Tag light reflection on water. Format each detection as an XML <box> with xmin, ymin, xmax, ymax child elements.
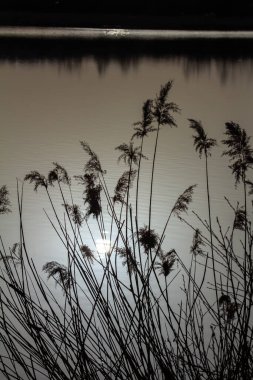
<box><xmin>1</xmin><ymin>27</ymin><xmax>253</xmax><ymax>39</ymax></box>
<box><xmin>0</xmin><ymin>31</ymin><xmax>252</xmax><ymax>269</ymax></box>
<box><xmin>0</xmin><ymin>31</ymin><xmax>252</xmax><ymax>286</ymax></box>
<box><xmin>0</xmin><ymin>30</ymin><xmax>253</xmax><ymax>379</ymax></box>
<box><xmin>1</xmin><ymin>28</ymin><xmax>253</xmax><ymax>85</ymax></box>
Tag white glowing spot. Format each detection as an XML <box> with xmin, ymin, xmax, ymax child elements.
<box><xmin>96</xmin><ymin>239</ymin><xmax>111</xmax><ymax>255</ymax></box>
<box><xmin>105</xmin><ymin>29</ymin><xmax>130</xmax><ymax>37</ymax></box>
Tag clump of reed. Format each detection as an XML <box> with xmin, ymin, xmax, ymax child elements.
<box><xmin>0</xmin><ymin>81</ymin><xmax>253</xmax><ymax>379</ymax></box>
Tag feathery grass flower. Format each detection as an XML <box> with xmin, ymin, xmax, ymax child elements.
<box><xmin>189</xmin><ymin>119</ymin><xmax>217</xmax><ymax>158</ymax></box>
<box><xmin>172</xmin><ymin>185</ymin><xmax>197</xmax><ymax>217</ymax></box>
<box><xmin>115</xmin><ymin>142</ymin><xmax>147</xmax><ymax>166</ymax></box>
<box><xmin>137</xmin><ymin>225</ymin><xmax>160</xmax><ymax>254</ymax></box>
<box><xmin>152</xmin><ymin>81</ymin><xmax>180</xmax><ymax>127</ymax></box>
<box><xmin>24</xmin><ymin>171</ymin><xmax>48</xmax><ymax>191</ymax></box>
<box><xmin>80</xmin><ymin>245</ymin><xmax>95</xmax><ymax>262</ymax></box>
<box><xmin>64</xmin><ymin>204</ymin><xmax>84</xmax><ymax>226</ymax></box>
<box><xmin>75</xmin><ymin>173</ymin><xmax>102</xmax><ymax>219</ymax></box>
<box><xmin>222</xmin><ymin>122</ymin><xmax>253</xmax><ymax>185</ymax></box>
<box><xmin>190</xmin><ymin>229</ymin><xmax>205</xmax><ymax>256</ymax></box>
<box><xmin>113</xmin><ymin>170</ymin><xmax>137</xmax><ymax>204</ymax></box>
<box><xmin>0</xmin><ymin>243</ymin><xmax>22</xmax><ymax>266</ymax></box>
<box><xmin>156</xmin><ymin>249</ymin><xmax>176</xmax><ymax>277</ymax></box>
<box><xmin>42</xmin><ymin>261</ymin><xmax>71</xmax><ymax>291</ymax></box>
<box><xmin>116</xmin><ymin>247</ymin><xmax>138</xmax><ymax>274</ymax></box>
<box><xmin>219</xmin><ymin>294</ymin><xmax>239</xmax><ymax>321</ymax></box>
<box><xmin>233</xmin><ymin>206</ymin><xmax>246</xmax><ymax>231</ymax></box>
<box><xmin>0</xmin><ymin>185</ymin><xmax>11</xmax><ymax>214</ymax></box>
<box><xmin>132</xmin><ymin>99</ymin><xmax>155</xmax><ymax>139</ymax></box>
<box><xmin>48</xmin><ymin>162</ymin><xmax>71</xmax><ymax>186</ymax></box>
<box><xmin>80</xmin><ymin>140</ymin><xmax>105</xmax><ymax>174</ymax></box>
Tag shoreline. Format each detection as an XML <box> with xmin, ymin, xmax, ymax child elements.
<box><xmin>1</xmin><ymin>27</ymin><xmax>253</xmax><ymax>40</ymax></box>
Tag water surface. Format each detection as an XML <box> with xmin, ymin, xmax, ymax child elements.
<box><xmin>0</xmin><ymin>28</ymin><xmax>252</xmax><ymax>269</ymax></box>
<box><xmin>1</xmin><ymin>29</ymin><xmax>253</xmax><ymax>380</ymax></box>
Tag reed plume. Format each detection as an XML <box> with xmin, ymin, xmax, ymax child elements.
<box><xmin>222</xmin><ymin>122</ymin><xmax>253</xmax><ymax>185</ymax></box>
<box><xmin>0</xmin><ymin>185</ymin><xmax>11</xmax><ymax>214</ymax></box>
<box><xmin>24</xmin><ymin>171</ymin><xmax>48</xmax><ymax>191</ymax></box>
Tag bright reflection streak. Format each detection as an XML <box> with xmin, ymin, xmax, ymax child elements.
<box><xmin>1</xmin><ymin>27</ymin><xmax>253</xmax><ymax>40</ymax></box>
<box><xmin>96</xmin><ymin>239</ymin><xmax>111</xmax><ymax>255</ymax></box>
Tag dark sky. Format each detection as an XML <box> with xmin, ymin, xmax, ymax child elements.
<box><xmin>0</xmin><ymin>0</ymin><xmax>252</xmax><ymax>15</ymax></box>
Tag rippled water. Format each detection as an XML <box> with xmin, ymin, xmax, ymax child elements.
<box><xmin>0</xmin><ymin>27</ymin><xmax>253</xmax><ymax>379</ymax></box>
<box><xmin>1</xmin><ymin>29</ymin><xmax>253</xmax><ymax>266</ymax></box>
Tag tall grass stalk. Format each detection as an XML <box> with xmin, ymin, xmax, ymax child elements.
<box><xmin>0</xmin><ymin>82</ymin><xmax>253</xmax><ymax>380</ymax></box>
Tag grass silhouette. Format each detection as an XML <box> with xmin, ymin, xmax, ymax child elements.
<box><xmin>0</xmin><ymin>82</ymin><xmax>253</xmax><ymax>379</ymax></box>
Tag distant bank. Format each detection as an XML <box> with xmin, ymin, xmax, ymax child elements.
<box><xmin>0</xmin><ymin>12</ymin><xmax>253</xmax><ymax>30</ymax></box>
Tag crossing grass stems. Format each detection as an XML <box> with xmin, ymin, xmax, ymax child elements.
<box><xmin>0</xmin><ymin>82</ymin><xmax>253</xmax><ymax>379</ymax></box>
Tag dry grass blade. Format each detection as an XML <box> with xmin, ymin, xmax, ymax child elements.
<box><xmin>1</xmin><ymin>82</ymin><xmax>253</xmax><ymax>380</ymax></box>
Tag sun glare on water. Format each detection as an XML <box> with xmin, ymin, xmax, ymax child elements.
<box><xmin>96</xmin><ymin>239</ymin><xmax>111</xmax><ymax>255</ymax></box>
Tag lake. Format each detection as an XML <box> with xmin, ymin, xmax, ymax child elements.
<box><xmin>1</xmin><ymin>29</ymin><xmax>252</xmax><ymax>265</ymax></box>
<box><xmin>0</xmin><ymin>28</ymin><xmax>253</xmax><ymax>379</ymax></box>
